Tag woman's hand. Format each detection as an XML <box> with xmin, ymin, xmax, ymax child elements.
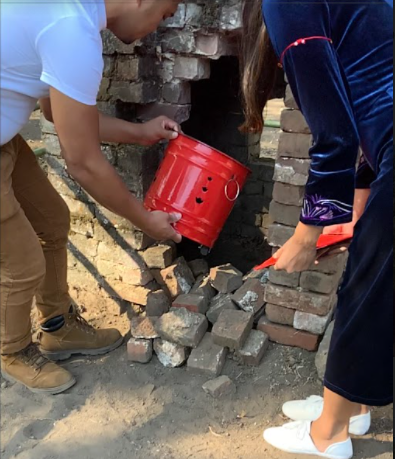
<box><xmin>273</xmin><ymin>222</ymin><xmax>322</xmax><ymax>273</ymax></box>
<box><xmin>137</xmin><ymin>116</ymin><xmax>181</xmax><ymax>146</ymax></box>
<box><xmin>141</xmin><ymin>211</ymin><xmax>182</xmax><ymax>243</ymax></box>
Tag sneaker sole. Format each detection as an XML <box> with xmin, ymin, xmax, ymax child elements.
<box><xmin>1</xmin><ymin>370</ymin><xmax>76</xmax><ymax>395</ymax></box>
<box><xmin>40</xmin><ymin>336</ymin><xmax>124</xmax><ymax>362</ymax></box>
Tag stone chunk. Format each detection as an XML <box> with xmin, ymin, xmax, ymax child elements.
<box><xmin>191</xmin><ymin>275</ymin><xmax>216</xmax><ymax>302</ymax></box>
<box><xmin>141</xmin><ymin>245</ymin><xmax>174</xmax><ymax>269</ymax></box>
<box><xmin>172</xmin><ymin>294</ymin><xmax>209</xmax><ymax>315</ymax></box>
<box><xmin>210</xmin><ymin>264</ymin><xmax>243</xmax><ymax>294</ymax></box>
<box><xmin>257</xmin><ymin>317</ymin><xmax>319</xmax><ymax>351</ymax></box>
<box><xmin>145</xmin><ymin>290</ymin><xmax>171</xmax><ymax>317</ymax></box>
<box><xmin>236</xmin><ymin>330</ymin><xmax>269</xmax><ymax>366</ymax></box>
<box><xmin>130</xmin><ymin>316</ymin><xmax>159</xmax><ymax>340</ymax></box>
<box><xmin>294</xmin><ymin>310</ymin><xmax>334</xmax><ymax>335</ymax></box>
<box><xmin>206</xmin><ymin>294</ymin><xmax>238</xmax><ymax>325</ymax></box>
<box><xmin>187</xmin><ymin>333</ymin><xmax>228</xmax><ymax>377</ymax></box>
<box><xmin>188</xmin><ymin>259</ymin><xmax>209</xmax><ymax>278</ymax></box>
<box><xmin>154</xmin><ymin>339</ymin><xmax>188</xmax><ymax>368</ymax></box>
<box><xmin>202</xmin><ymin>376</ymin><xmax>236</xmax><ymax>398</ymax></box>
<box><xmin>155</xmin><ymin>308</ymin><xmax>208</xmax><ymax>348</ymax></box>
<box><xmin>160</xmin><ymin>257</ymin><xmax>195</xmax><ymax>299</ymax></box>
<box><xmin>265</xmin><ymin>304</ymin><xmax>296</xmax><ymax>326</ymax></box>
<box><xmin>233</xmin><ymin>279</ymin><xmax>265</xmax><ymax>314</ymax></box>
<box><xmin>212</xmin><ymin>310</ymin><xmax>254</xmax><ymax>351</ymax></box>
<box><xmin>127</xmin><ymin>338</ymin><xmax>153</xmax><ymax>364</ymax></box>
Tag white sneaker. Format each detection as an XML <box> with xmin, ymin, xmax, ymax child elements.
<box><xmin>282</xmin><ymin>396</ymin><xmax>371</xmax><ymax>436</ymax></box>
<box><xmin>264</xmin><ymin>420</ymin><xmax>353</xmax><ymax>459</ymax></box>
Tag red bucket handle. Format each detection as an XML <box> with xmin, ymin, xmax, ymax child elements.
<box><xmin>225</xmin><ymin>178</ymin><xmax>241</xmax><ymax>202</ymax></box>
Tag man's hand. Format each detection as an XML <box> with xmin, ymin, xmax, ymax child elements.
<box><xmin>137</xmin><ymin>116</ymin><xmax>181</xmax><ymax>146</ymax></box>
<box><xmin>141</xmin><ymin>211</ymin><xmax>182</xmax><ymax>243</ymax></box>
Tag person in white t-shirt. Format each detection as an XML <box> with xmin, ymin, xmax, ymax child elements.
<box><xmin>0</xmin><ymin>0</ymin><xmax>182</xmax><ymax>394</ymax></box>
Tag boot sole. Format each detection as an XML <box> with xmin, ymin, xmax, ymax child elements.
<box><xmin>1</xmin><ymin>370</ymin><xmax>76</xmax><ymax>395</ymax></box>
<box><xmin>40</xmin><ymin>336</ymin><xmax>124</xmax><ymax>362</ymax></box>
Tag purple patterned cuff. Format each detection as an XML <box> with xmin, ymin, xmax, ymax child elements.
<box><xmin>301</xmin><ymin>194</ymin><xmax>353</xmax><ymax>224</ymax></box>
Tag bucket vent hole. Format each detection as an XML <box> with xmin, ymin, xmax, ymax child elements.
<box><xmin>202</xmin><ymin>187</ymin><xmax>208</xmax><ymax>193</ymax></box>
<box><xmin>196</xmin><ymin>197</ymin><xmax>204</xmax><ymax>204</ymax></box>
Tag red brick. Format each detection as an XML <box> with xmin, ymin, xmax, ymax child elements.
<box><xmin>212</xmin><ymin>310</ymin><xmax>254</xmax><ymax>351</ymax></box>
<box><xmin>298</xmin><ymin>291</ymin><xmax>337</xmax><ymax>316</ymax></box>
<box><xmin>257</xmin><ymin>317</ymin><xmax>319</xmax><ymax>351</ymax></box>
<box><xmin>265</xmin><ymin>303</ymin><xmax>296</xmax><ymax>326</ymax></box>
<box><xmin>264</xmin><ymin>283</ymin><xmax>300</xmax><ymax>309</ymax></box>
<box><xmin>187</xmin><ymin>333</ymin><xmax>228</xmax><ymax>377</ymax></box>
<box><xmin>130</xmin><ymin>316</ymin><xmax>159</xmax><ymax>340</ymax></box>
<box><xmin>172</xmin><ymin>294</ymin><xmax>209</xmax><ymax>315</ymax></box>
<box><xmin>127</xmin><ymin>338</ymin><xmax>153</xmax><ymax>364</ymax></box>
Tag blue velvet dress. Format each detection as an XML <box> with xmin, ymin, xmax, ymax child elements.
<box><xmin>263</xmin><ymin>0</ymin><xmax>393</xmax><ymax>405</ymax></box>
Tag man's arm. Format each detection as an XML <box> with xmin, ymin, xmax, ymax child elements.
<box><xmin>49</xmin><ymin>88</ymin><xmax>181</xmax><ymax>242</ymax></box>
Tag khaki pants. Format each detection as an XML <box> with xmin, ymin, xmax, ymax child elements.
<box><xmin>0</xmin><ymin>135</ymin><xmax>71</xmax><ymax>354</ymax></box>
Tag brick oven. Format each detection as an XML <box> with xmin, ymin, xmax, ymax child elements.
<box><xmin>41</xmin><ymin>0</ymin><xmax>347</xmax><ymax>362</ymax></box>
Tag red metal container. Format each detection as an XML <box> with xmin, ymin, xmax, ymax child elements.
<box><xmin>144</xmin><ymin>134</ymin><xmax>251</xmax><ymax>249</ymax></box>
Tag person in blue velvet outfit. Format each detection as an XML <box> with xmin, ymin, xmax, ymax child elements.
<box><xmin>241</xmin><ymin>0</ymin><xmax>393</xmax><ymax>457</ymax></box>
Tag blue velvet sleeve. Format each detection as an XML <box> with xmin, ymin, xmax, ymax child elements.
<box><xmin>263</xmin><ymin>0</ymin><xmax>361</xmax><ymax>226</ymax></box>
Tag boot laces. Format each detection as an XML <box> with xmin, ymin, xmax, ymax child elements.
<box><xmin>19</xmin><ymin>343</ymin><xmax>49</xmax><ymax>371</ymax></box>
<box><xmin>71</xmin><ymin>311</ymin><xmax>96</xmax><ymax>336</ymax></box>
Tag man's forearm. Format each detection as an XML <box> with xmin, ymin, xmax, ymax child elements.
<box><xmin>99</xmin><ymin>112</ymin><xmax>143</xmax><ymax>144</ymax></box>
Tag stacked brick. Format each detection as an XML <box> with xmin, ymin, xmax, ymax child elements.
<box><xmin>127</xmin><ymin>256</ymin><xmax>271</xmax><ymax>373</ymax></box>
<box><xmin>259</xmin><ymin>85</ymin><xmax>348</xmax><ymax>351</ymax></box>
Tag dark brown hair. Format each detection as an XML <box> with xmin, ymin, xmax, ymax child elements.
<box><xmin>240</xmin><ymin>0</ymin><xmax>278</xmax><ymax>133</ymax></box>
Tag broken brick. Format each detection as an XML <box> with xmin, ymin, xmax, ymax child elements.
<box><xmin>154</xmin><ymin>339</ymin><xmax>188</xmax><ymax>368</ymax></box>
<box><xmin>206</xmin><ymin>294</ymin><xmax>238</xmax><ymax>325</ymax></box>
<box><xmin>130</xmin><ymin>316</ymin><xmax>160</xmax><ymax>340</ymax></box>
<box><xmin>191</xmin><ymin>275</ymin><xmax>217</xmax><ymax>302</ymax></box>
<box><xmin>187</xmin><ymin>333</ymin><xmax>228</xmax><ymax>377</ymax></box>
<box><xmin>236</xmin><ymin>330</ymin><xmax>269</xmax><ymax>366</ymax></box>
<box><xmin>232</xmin><ymin>279</ymin><xmax>265</xmax><ymax>314</ymax></box>
<box><xmin>141</xmin><ymin>245</ymin><xmax>174</xmax><ymax>269</ymax></box>
<box><xmin>160</xmin><ymin>257</ymin><xmax>195</xmax><ymax>299</ymax></box>
<box><xmin>202</xmin><ymin>376</ymin><xmax>235</xmax><ymax>398</ymax></box>
<box><xmin>210</xmin><ymin>264</ymin><xmax>243</xmax><ymax>294</ymax></box>
<box><xmin>127</xmin><ymin>338</ymin><xmax>153</xmax><ymax>364</ymax></box>
<box><xmin>172</xmin><ymin>294</ymin><xmax>209</xmax><ymax>315</ymax></box>
<box><xmin>212</xmin><ymin>310</ymin><xmax>254</xmax><ymax>351</ymax></box>
<box><xmin>145</xmin><ymin>290</ymin><xmax>171</xmax><ymax>317</ymax></box>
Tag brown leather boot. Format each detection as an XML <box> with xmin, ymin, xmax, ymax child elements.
<box><xmin>39</xmin><ymin>306</ymin><xmax>123</xmax><ymax>361</ymax></box>
<box><xmin>1</xmin><ymin>343</ymin><xmax>76</xmax><ymax>395</ymax></box>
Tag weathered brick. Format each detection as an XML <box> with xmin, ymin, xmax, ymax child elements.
<box><xmin>265</xmin><ymin>304</ymin><xmax>296</xmax><ymax>326</ymax></box>
<box><xmin>103</xmin><ymin>56</ymin><xmax>115</xmax><ymax>78</ymax></box>
<box><xmin>212</xmin><ymin>310</ymin><xmax>254</xmax><ymax>351</ymax></box>
<box><xmin>264</xmin><ymin>283</ymin><xmax>300</xmax><ymax>309</ymax></box>
<box><xmin>185</xmin><ymin>3</ymin><xmax>204</xmax><ymax>26</ymax></box>
<box><xmin>298</xmin><ymin>291</ymin><xmax>337</xmax><ymax>316</ymax></box>
<box><xmin>161</xmin><ymin>4</ymin><xmax>186</xmax><ymax>28</ymax></box>
<box><xmin>310</xmin><ymin>252</ymin><xmax>348</xmax><ymax>275</ymax></box>
<box><xmin>202</xmin><ymin>376</ymin><xmax>236</xmax><ymax>398</ymax></box>
<box><xmin>236</xmin><ymin>330</ymin><xmax>269</xmax><ymax>366</ymax></box>
<box><xmin>130</xmin><ymin>316</ymin><xmax>160</xmax><ymax>339</ymax></box>
<box><xmin>162</xmin><ymin>81</ymin><xmax>191</xmax><ymax>104</ymax></box>
<box><xmin>210</xmin><ymin>264</ymin><xmax>243</xmax><ymax>294</ymax></box>
<box><xmin>220</xmin><ymin>4</ymin><xmax>243</xmax><ymax>32</ymax></box>
<box><xmin>109</xmin><ymin>81</ymin><xmax>159</xmax><ymax>104</ymax></box>
<box><xmin>146</xmin><ymin>290</ymin><xmax>171</xmax><ymax>317</ymax></box>
<box><xmin>300</xmin><ymin>271</ymin><xmax>341</xmax><ymax>295</ymax></box>
<box><xmin>281</xmin><ymin>109</ymin><xmax>311</xmax><ymax>134</ymax></box>
<box><xmin>294</xmin><ymin>310</ymin><xmax>334</xmax><ymax>335</ymax></box>
<box><xmin>273</xmin><ymin>182</ymin><xmax>305</xmax><ymax>207</ymax></box>
<box><xmin>160</xmin><ymin>257</ymin><xmax>195</xmax><ymax>299</ymax></box>
<box><xmin>188</xmin><ymin>259</ymin><xmax>209</xmax><ymax>278</ymax></box>
<box><xmin>274</xmin><ymin>158</ymin><xmax>311</xmax><ymax>187</ymax></box>
<box><xmin>269</xmin><ymin>267</ymin><xmax>301</xmax><ymax>288</ymax></box>
<box><xmin>154</xmin><ymin>339</ymin><xmax>188</xmax><ymax>368</ymax></box>
<box><xmin>233</xmin><ymin>279</ymin><xmax>265</xmax><ymax>315</ymax></box>
<box><xmin>257</xmin><ymin>317</ymin><xmax>319</xmax><ymax>351</ymax></box>
<box><xmin>136</xmin><ymin>103</ymin><xmax>191</xmax><ymax>124</ymax></box>
<box><xmin>115</xmin><ymin>58</ymin><xmax>139</xmax><ymax>80</ymax></box>
<box><xmin>206</xmin><ymin>294</ymin><xmax>238</xmax><ymax>325</ymax></box>
<box><xmin>174</xmin><ymin>57</ymin><xmax>210</xmax><ymax>81</ymax></box>
<box><xmin>267</xmin><ymin>224</ymin><xmax>295</xmax><ymax>248</ymax></box>
<box><xmin>284</xmin><ymin>85</ymin><xmax>299</xmax><ymax>109</ymax></box>
<box><xmin>155</xmin><ymin>308</ymin><xmax>208</xmax><ymax>348</ymax></box>
<box><xmin>195</xmin><ymin>34</ymin><xmax>230</xmax><ymax>57</ymax></box>
<box><xmin>172</xmin><ymin>294</ymin><xmax>209</xmax><ymax>315</ymax></box>
<box><xmin>162</xmin><ymin>30</ymin><xmax>196</xmax><ymax>54</ymax></box>
<box><xmin>270</xmin><ymin>201</ymin><xmax>301</xmax><ymax>227</ymax></box>
<box><xmin>187</xmin><ymin>333</ymin><xmax>228</xmax><ymax>377</ymax></box>
<box><xmin>278</xmin><ymin>132</ymin><xmax>312</xmax><ymax>159</ymax></box>
<box><xmin>191</xmin><ymin>275</ymin><xmax>217</xmax><ymax>302</ymax></box>
<box><xmin>127</xmin><ymin>338</ymin><xmax>153</xmax><ymax>364</ymax></box>
<box><xmin>141</xmin><ymin>245</ymin><xmax>174</xmax><ymax>269</ymax></box>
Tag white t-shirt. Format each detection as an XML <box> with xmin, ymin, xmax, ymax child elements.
<box><xmin>0</xmin><ymin>0</ymin><xmax>107</xmax><ymax>146</ymax></box>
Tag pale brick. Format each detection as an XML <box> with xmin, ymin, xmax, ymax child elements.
<box><xmin>232</xmin><ymin>279</ymin><xmax>265</xmax><ymax>315</ymax></box>
<box><xmin>141</xmin><ymin>245</ymin><xmax>174</xmax><ymax>269</ymax></box>
<box><xmin>112</xmin><ymin>283</ymin><xmax>157</xmax><ymax>306</ymax></box>
<box><xmin>281</xmin><ymin>109</ymin><xmax>311</xmax><ymax>134</ymax></box>
<box><xmin>220</xmin><ymin>4</ymin><xmax>243</xmax><ymax>32</ymax></box>
<box><xmin>266</xmin><ymin>304</ymin><xmax>296</xmax><ymax>326</ymax></box>
<box><xmin>270</xmin><ymin>200</ymin><xmax>301</xmax><ymax>227</ymax></box>
<box><xmin>154</xmin><ymin>339</ymin><xmax>188</xmax><ymax>368</ymax></box>
<box><xmin>146</xmin><ymin>290</ymin><xmax>171</xmax><ymax>317</ymax></box>
<box><xmin>257</xmin><ymin>317</ymin><xmax>319</xmax><ymax>351</ymax></box>
<box><xmin>202</xmin><ymin>376</ymin><xmax>235</xmax><ymax>398</ymax></box>
<box><xmin>127</xmin><ymin>338</ymin><xmax>153</xmax><ymax>364</ymax></box>
<box><xmin>185</xmin><ymin>3</ymin><xmax>204</xmax><ymax>26</ymax></box>
<box><xmin>160</xmin><ymin>257</ymin><xmax>195</xmax><ymax>299</ymax></box>
<box><xmin>174</xmin><ymin>57</ymin><xmax>210</xmax><ymax>81</ymax></box>
<box><xmin>155</xmin><ymin>308</ymin><xmax>208</xmax><ymax>348</ymax></box>
<box><xmin>294</xmin><ymin>310</ymin><xmax>334</xmax><ymax>335</ymax></box>
<box><xmin>274</xmin><ymin>158</ymin><xmax>311</xmax><ymax>187</ymax></box>
<box><xmin>284</xmin><ymin>85</ymin><xmax>299</xmax><ymax>109</ymax></box>
<box><xmin>236</xmin><ymin>330</ymin><xmax>269</xmax><ymax>366</ymax></box>
<box><xmin>212</xmin><ymin>310</ymin><xmax>254</xmax><ymax>351</ymax></box>
<box><xmin>269</xmin><ymin>268</ymin><xmax>300</xmax><ymax>288</ymax></box>
<box><xmin>273</xmin><ymin>182</ymin><xmax>305</xmax><ymax>207</ymax></box>
<box><xmin>130</xmin><ymin>316</ymin><xmax>160</xmax><ymax>340</ymax></box>
<box><xmin>206</xmin><ymin>294</ymin><xmax>238</xmax><ymax>325</ymax></box>
<box><xmin>278</xmin><ymin>132</ymin><xmax>312</xmax><ymax>159</ymax></box>
<box><xmin>187</xmin><ymin>333</ymin><xmax>228</xmax><ymax>377</ymax></box>
<box><xmin>195</xmin><ymin>34</ymin><xmax>230</xmax><ymax>57</ymax></box>
<box><xmin>162</xmin><ymin>30</ymin><xmax>196</xmax><ymax>54</ymax></box>
<box><xmin>172</xmin><ymin>294</ymin><xmax>209</xmax><ymax>315</ymax></box>
<box><xmin>300</xmin><ymin>271</ymin><xmax>341</xmax><ymax>295</ymax></box>
<box><xmin>69</xmin><ymin>233</ymin><xmax>98</xmax><ymax>259</ymax></box>
<box><xmin>210</xmin><ymin>264</ymin><xmax>243</xmax><ymax>294</ymax></box>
